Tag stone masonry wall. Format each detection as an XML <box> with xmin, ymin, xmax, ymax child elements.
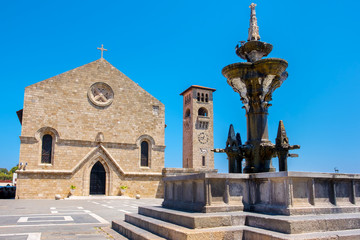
<box><xmin>17</xmin><ymin>59</ymin><xmax>165</xmax><ymax>199</ymax></box>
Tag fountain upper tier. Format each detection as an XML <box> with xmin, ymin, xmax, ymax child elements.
<box><xmin>236</xmin><ymin>41</ymin><xmax>273</xmax><ymax>62</ymax></box>
<box><xmin>222</xmin><ymin>57</ymin><xmax>288</xmax><ymax>114</ymax></box>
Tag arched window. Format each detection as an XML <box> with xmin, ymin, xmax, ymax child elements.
<box><xmin>198</xmin><ymin>107</ymin><xmax>208</xmax><ymax>117</ymax></box>
<box><xmin>205</xmin><ymin>94</ymin><xmax>209</xmax><ymax>102</ymax></box>
<box><xmin>141</xmin><ymin>141</ymin><xmax>149</xmax><ymax>167</ymax></box>
<box><xmin>197</xmin><ymin>93</ymin><xmax>200</xmax><ymax>101</ymax></box>
<box><xmin>201</xmin><ymin>93</ymin><xmax>204</xmax><ymax>102</ymax></box>
<box><xmin>41</xmin><ymin>134</ymin><xmax>53</xmax><ymax>164</ymax></box>
<box><xmin>185</xmin><ymin>109</ymin><xmax>191</xmax><ymax>118</ymax></box>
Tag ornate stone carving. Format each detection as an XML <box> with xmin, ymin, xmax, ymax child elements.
<box><xmin>248</xmin><ymin>3</ymin><xmax>260</xmax><ymax>41</ymax></box>
<box><xmin>88</xmin><ymin>82</ymin><xmax>114</xmax><ymax>107</ymax></box>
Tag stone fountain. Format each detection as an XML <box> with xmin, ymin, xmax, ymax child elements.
<box><xmin>112</xmin><ymin>4</ymin><xmax>360</xmax><ymax>239</ymax></box>
<box><xmin>215</xmin><ymin>3</ymin><xmax>300</xmax><ymax>173</ymax></box>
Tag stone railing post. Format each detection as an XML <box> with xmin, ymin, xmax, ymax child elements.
<box><xmin>224</xmin><ymin>179</ymin><xmax>230</xmax><ymax>204</ymax></box>
<box><xmin>308</xmin><ymin>179</ymin><xmax>315</xmax><ymax>206</ymax></box>
<box><xmin>205</xmin><ymin>179</ymin><xmax>212</xmax><ymax>206</ymax></box>
<box><xmin>351</xmin><ymin>180</ymin><xmax>356</xmax><ymax>205</ymax></box>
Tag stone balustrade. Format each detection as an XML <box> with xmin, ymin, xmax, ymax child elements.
<box><xmin>162</xmin><ymin>171</ymin><xmax>360</xmax><ymax>215</ymax></box>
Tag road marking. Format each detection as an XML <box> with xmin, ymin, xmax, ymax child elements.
<box><xmin>1</xmin><ymin>212</ymin><xmax>90</xmax><ymax>217</ymax></box>
<box><xmin>130</xmin><ymin>206</ymin><xmax>137</xmax><ymax>209</ymax></box>
<box><xmin>27</xmin><ymin>233</ymin><xmax>42</xmax><ymax>240</ymax></box>
<box><xmin>53</xmin><ymin>209</ymin><xmax>90</xmax><ymax>213</ymax></box>
<box><xmin>0</xmin><ymin>222</ymin><xmax>108</xmax><ymax>228</ymax></box>
<box><xmin>50</xmin><ymin>207</ymin><xmax>56</xmax><ymax>210</ymax></box>
<box><xmin>77</xmin><ymin>207</ymin><xmax>84</xmax><ymax>209</ymax></box>
<box><xmin>92</xmin><ymin>201</ymin><xmax>100</xmax><ymax>204</ymax></box>
<box><xmin>0</xmin><ymin>233</ymin><xmax>41</xmax><ymax>240</ymax></box>
<box><xmin>18</xmin><ymin>216</ymin><xmax>74</xmax><ymax>223</ymax></box>
<box><xmin>118</xmin><ymin>209</ymin><xmax>131</xmax><ymax>213</ymax></box>
<box><xmin>88</xmin><ymin>213</ymin><xmax>109</xmax><ymax>224</ymax></box>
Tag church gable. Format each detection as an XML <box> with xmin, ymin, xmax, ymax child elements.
<box><xmin>21</xmin><ymin>59</ymin><xmax>165</xmax><ymax>145</ymax></box>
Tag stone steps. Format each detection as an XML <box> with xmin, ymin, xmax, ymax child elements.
<box><xmin>100</xmin><ymin>227</ymin><xmax>130</xmax><ymax>240</ymax></box>
<box><xmin>124</xmin><ymin>213</ymin><xmax>244</xmax><ymax>240</ymax></box>
<box><xmin>111</xmin><ymin>206</ymin><xmax>360</xmax><ymax>239</ymax></box>
<box><xmin>243</xmin><ymin>226</ymin><xmax>360</xmax><ymax>240</ymax></box>
<box><xmin>245</xmin><ymin>212</ymin><xmax>360</xmax><ymax>234</ymax></box>
<box><xmin>112</xmin><ymin>220</ymin><xmax>166</xmax><ymax>240</ymax></box>
<box><xmin>138</xmin><ymin>205</ymin><xmax>246</xmax><ymax>229</ymax></box>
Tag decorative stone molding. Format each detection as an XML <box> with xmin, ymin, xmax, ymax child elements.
<box><xmin>87</xmin><ymin>82</ymin><xmax>114</xmax><ymax>107</ymax></box>
<box><xmin>34</xmin><ymin>127</ymin><xmax>60</xmax><ymax>142</ymax></box>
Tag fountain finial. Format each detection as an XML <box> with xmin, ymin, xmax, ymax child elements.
<box><xmin>248</xmin><ymin>3</ymin><xmax>260</xmax><ymax>41</ymax></box>
<box><xmin>236</xmin><ymin>3</ymin><xmax>272</xmax><ymax>62</ymax></box>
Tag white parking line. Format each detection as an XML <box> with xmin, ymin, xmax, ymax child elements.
<box><xmin>50</xmin><ymin>207</ymin><xmax>56</xmax><ymax>210</ymax></box>
<box><xmin>92</xmin><ymin>201</ymin><xmax>100</xmax><ymax>204</ymax></box>
<box><xmin>77</xmin><ymin>207</ymin><xmax>84</xmax><ymax>209</ymax></box>
<box><xmin>18</xmin><ymin>216</ymin><xmax>74</xmax><ymax>223</ymax></box>
<box><xmin>88</xmin><ymin>213</ymin><xmax>109</xmax><ymax>224</ymax></box>
<box><xmin>130</xmin><ymin>206</ymin><xmax>137</xmax><ymax>209</ymax></box>
<box><xmin>0</xmin><ymin>222</ymin><xmax>108</xmax><ymax>228</ymax></box>
<box><xmin>0</xmin><ymin>233</ymin><xmax>41</xmax><ymax>240</ymax></box>
<box><xmin>118</xmin><ymin>209</ymin><xmax>131</xmax><ymax>213</ymax></box>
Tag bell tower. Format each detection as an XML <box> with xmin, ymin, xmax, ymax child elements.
<box><xmin>180</xmin><ymin>85</ymin><xmax>216</xmax><ymax>169</ymax></box>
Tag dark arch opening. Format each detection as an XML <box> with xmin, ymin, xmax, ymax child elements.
<box><xmin>41</xmin><ymin>134</ymin><xmax>53</xmax><ymax>164</ymax></box>
<box><xmin>198</xmin><ymin>107</ymin><xmax>208</xmax><ymax>117</ymax></box>
<box><xmin>90</xmin><ymin>161</ymin><xmax>106</xmax><ymax>195</ymax></box>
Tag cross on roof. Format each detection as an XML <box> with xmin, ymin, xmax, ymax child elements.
<box><xmin>97</xmin><ymin>44</ymin><xmax>108</xmax><ymax>59</ymax></box>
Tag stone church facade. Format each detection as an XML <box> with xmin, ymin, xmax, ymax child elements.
<box><xmin>16</xmin><ymin>59</ymin><xmax>165</xmax><ymax>199</ymax></box>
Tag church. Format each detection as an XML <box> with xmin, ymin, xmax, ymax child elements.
<box><xmin>16</xmin><ymin>52</ymin><xmax>166</xmax><ymax>199</ymax></box>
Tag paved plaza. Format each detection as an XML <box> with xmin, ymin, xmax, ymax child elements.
<box><xmin>0</xmin><ymin>197</ymin><xmax>163</xmax><ymax>239</ymax></box>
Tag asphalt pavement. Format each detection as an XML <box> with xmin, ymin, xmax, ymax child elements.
<box><xmin>0</xmin><ymin>197</ymin><xmax>163</xmax><ymax>239</ymax></box>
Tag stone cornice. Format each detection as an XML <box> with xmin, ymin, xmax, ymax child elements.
<box><xmin>17</xmin><ymin>169</ymin><xmax>162</xmax><ymax>177</ymax></box>
<box><xmin>19</xmin><ymin>136</ymin><xmax>165</xmax><ymax>151</ymax></box>
<box><xmin>17</xmin><ymin>144</ymin><xmax>162</xmax><ymax>177</ymax></box>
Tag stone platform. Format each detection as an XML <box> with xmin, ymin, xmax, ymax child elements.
<box><xmin>111</xmin><ymin>172</ymin><xmax>360</xmax><ymax>239</ymax></box>
<box><xmin>112</xmin><ymin>205</ymin><xmax>360</xmax><ymax>239</ymax></box>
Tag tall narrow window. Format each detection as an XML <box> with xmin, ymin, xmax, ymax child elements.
<box><xmin>201</xmin><ymin>93</ymin><xmax>204</xmax><ymax>102</ymax></box>
<box><xmin>141</xmin><ymin>141</ymin><xmax>149</xmax><ymax>167</ymax></box>
<box><xmin>41</xmin><ymin>134</ymin><xmax>53</xmax><ymax>164</ymax></box>
<box><xmin>185</xmin><ymin>108</ymin><xmax>191</xmax><ymax>118</ymax></box>
<box><xmin>202</xmin><ymin>156</ymin><xmax>206</xmax><ymax>166</ymax></box>
<box><xmin>205</xmin><ymin>94</ymin><xmax>209</xmax><ymax>102</ymax></box>
<box><xmin>197</xmin><ymin>93</ymin><xmax>200</xmax><ymax>101</ymax></box>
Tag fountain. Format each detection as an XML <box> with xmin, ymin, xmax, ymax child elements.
<box><xmin>215</xmin><ymin>3</ymin><xmax>300</xmax><ymax>173</ymax></box>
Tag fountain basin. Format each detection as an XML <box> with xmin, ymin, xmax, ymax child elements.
<box><xmin>222</xmin><ymin>58</ymin><xmax>288</xmax><ymax>80</ymax></box>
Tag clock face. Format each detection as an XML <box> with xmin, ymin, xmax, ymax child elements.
<box><xmin>88</xmin><ymin>82</ymin><xmax>114</xmax><ymax>107</ymax></box>
<box><xmin>198</xmin><ymin>132</ymin><xmax>209</xmax><ymax>144</ymax></box>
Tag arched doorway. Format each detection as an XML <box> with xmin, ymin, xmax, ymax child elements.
<box><xmin>90</xmin><ymin>161</ymin><xmax>106</xmax><ymax>195</ymax></box>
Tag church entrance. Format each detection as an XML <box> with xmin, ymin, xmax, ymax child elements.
<box><xmin>90</xmin><ymin>161</ymin><xmax>106</xmax><ymax>195</ymax></box>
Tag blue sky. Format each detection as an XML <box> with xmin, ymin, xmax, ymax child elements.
<box><xmin>1</xmin><ymin>0</ymin><xmax>360</xmax><ymax>173</ymax></box>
